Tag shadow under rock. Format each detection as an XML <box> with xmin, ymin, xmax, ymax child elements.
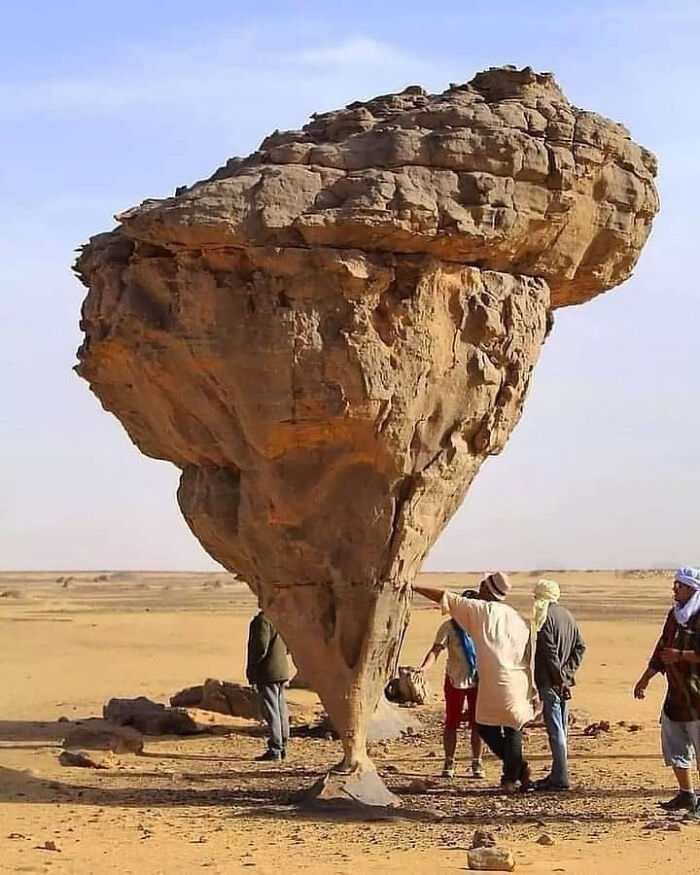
<box><xmin>0</xmin><ymin>718</ymin><xmax>263</xmax><ymax>747</ymax></box>
<box><xmin>0</xmin><ymin>765</ymin><xmax>296</xmax><ymax>807</ymax></box>
<box><xmin>0</xmin><ymin>765</ymin><xmax>660</xmax><ymax>826</ymax></box>
<box><xmin>0</xmin><ymin>720</ymin><xmax>78</xmax><ymax>743</ymax></box>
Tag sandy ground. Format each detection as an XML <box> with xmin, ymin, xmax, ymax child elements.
<box><xmin>1</xmin><ymin>570</ymin><xmax>698</xmax><ymax>874</ymax></box>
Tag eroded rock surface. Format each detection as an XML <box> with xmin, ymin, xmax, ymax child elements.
<box><xmin>115</xmin><ymin>66</ymin><xmax>657</xmax><ymax>308</ymax></box>
<box><xmin>74</xmin><ymin>66</ymin><xmax>658</xmax><ymax>801</ymax></box>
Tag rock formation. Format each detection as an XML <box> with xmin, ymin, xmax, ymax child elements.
<box><xmin>74</xmin><ymin>66</ymin><xmax>658</xmax><ymax>804</ymax></box>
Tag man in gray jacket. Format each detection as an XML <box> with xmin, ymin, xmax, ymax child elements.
<box><xmin>532</xmin><ymin>579</ymin><xmax>586</xmax><ymax>791</ymax></box>
<box><xmin>246</xmin><ymin>611</ymin><xmax>290</xmax><ymax>761</ymax></box>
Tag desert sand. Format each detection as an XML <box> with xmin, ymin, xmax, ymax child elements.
<box><xmin>1</xmin><ymin>570</ymin><xmax>697</xmax><ymax>874</ymax></box>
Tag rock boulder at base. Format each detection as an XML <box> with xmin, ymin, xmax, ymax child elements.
<box><xmin>103</xmin><ymin>697</ymin><xmax>210</xmax><ymax>735</ymax></box>
<box><xmin>168</xmin><ymin>684</ymin><xmax>204</xmax><ymax>708</ymax></box>
<box><xmin>202</xmin><ymin>679</ymin><xmax>260</xmax><ymax>720</ymax></box>
<box><xmin>170</xmin><ymin>679</ymin><xmax>241</xmax><ymax>716</ymax></box>
<box><xmin>75</xmin><ymin>66</ymin><xmax>658</xmax><ymax>805</ymax></box>
<box><xmin>169</xmin><ymin>679</ymin><xmax>311</xmax><ymax>722</ymax></box>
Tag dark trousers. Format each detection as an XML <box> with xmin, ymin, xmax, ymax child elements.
<box><xmin>258</xmin><ymin>682</ymin><xmax>289</xmax><ymax>754</ymax></box>
<box><xmin>477</xmin><ymin>723</ymin><xmax>525</xmax><ymax>783</ymax></box>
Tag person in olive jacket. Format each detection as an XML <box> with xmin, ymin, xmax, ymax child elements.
<box><xmin>246</xmin><ymin>611</ymin><xmax>290</xmax><ymax>761</ymax></box>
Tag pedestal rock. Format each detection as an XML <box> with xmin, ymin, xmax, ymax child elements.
<box><xmin>74</xmin><ymin>66</ymin><xmax>658</xmax><ymax>804</ymax></box>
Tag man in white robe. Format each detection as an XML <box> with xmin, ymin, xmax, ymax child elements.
<box><xmin>414</xmin><ymin>572</ymin><xmax>536</xmax><ymax>792</ymax></box>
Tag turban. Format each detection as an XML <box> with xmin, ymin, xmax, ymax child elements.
<box><xmin>673</xmin><ymin>566</ymin><xmax>700</xmax><ymax>626</ymax></box>
<box><xmin>675</xmin><ymin>567</ymin><xmax>700</xmax><ymax>591</ymax></box>
<box><xmin>532</xmin><ymin>578</ymin><xmax>560</xmax><ymax>632</ymax></box>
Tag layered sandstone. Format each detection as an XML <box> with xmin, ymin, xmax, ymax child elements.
<box><xmin>116</xmin><ymin>66</ymin><xmax>658</xmax><ymax>308</ymax></box>
<box><xmin>74</xmin><ymin>67</ymin><xmax>658</xmax><ymax>801</ymax></box>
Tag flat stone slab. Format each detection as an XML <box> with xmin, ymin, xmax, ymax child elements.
<box><xmin>301</xmin><ymin>768</ymin><xmax>400</xmax><ymax>810</ymax></box>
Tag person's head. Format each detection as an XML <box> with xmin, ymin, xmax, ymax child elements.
<box><xmin>461</xmin><ymin>588</ymin><xmax>480</xmax><ymax>600</ymax></box>
<box><xmin>478</xmin><ymin>572</ymin><xmax>511</xmax><ymax>603</ymax></box>
<box><xmin>533</xmin><ymin>578</ymin><xmax>560</xmax><ymax>603</ymax></box>
<box><xmin>673</xmin><ymin>567</ymin><xmax>700</xmax><ymax>605</ymax></box>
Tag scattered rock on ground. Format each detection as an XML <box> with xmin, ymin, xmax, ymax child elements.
<box><xmin>471</xmin><ymin>829</ymin><xmax>498</xmax><ymax>849</ymax></box>
<box><xmin>59</xmin><ymin>749</ymin><xmax>117</xmax><ymax>769</ymax></box>
<box><xmin>643</xmin><ymin>820</ymin><xmax>666</xmax><ymax>830</ymax></box>
<box><xmin>170</xmin><ymin>679</ymin><xmax>261</xmax><ymax>720</ymax></box>
<box><xmin>467</xmin><ymin>845</ymin><xmax>516</xmax><ymax>871</ymax></box>
<box><xmin>37</xmin><ymin>840</ymin><xmax>60</xmax><ymax>852</ymax></box>
<box><xmin>583</xmin><ymin>721</ymin><xmax>612</xmax><ymax>737</ymax></box>
<box><xmin>405</xmin><ymin>778</ymin><xmax>430</xmax><ymax>794</ymax></box>
<box><xmin>536</xmin><ymin>833</ymin><xmax>555</xmax><ymax>846</ymax></box>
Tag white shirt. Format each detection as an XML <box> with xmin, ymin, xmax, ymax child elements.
<box><xmin>434</xmin><ymin>620</ymin><xmax>477</xmax><ymax>689</ymax></box>
<box><xmin>442</xmin><ymin>591</ymin><xmax>535</xmax><ymax>729</ymax></box>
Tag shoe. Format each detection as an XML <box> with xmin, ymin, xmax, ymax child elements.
<box><xmin>519</xmin><ymin>761</ymin><xmax>534</xmax><ymax>792</ymax></box>
<box><xmin>254</xmin><ymin>749</ymin><xmax>283</xmax><ymax>762</ymax></box>
<box><xmin>441</xmin><ymin>761</ymin><xmax>455</xmax><ymax>779</ymax></box>
<box><xmin>500</xmin><ymin>780</ymin><xmax>518</xmax><ymax>794</ymax></box>
<box><xmin>535</xmin><ymin>778</ymin><xmax>570</xmax><ymax>792</ymax></box>
<box><xmin>281</xmin><ymin>748</ymin><xmax>287</xmax><ymax>761</ymax></box>
<box><xmin>682</xmin><ymin>801</ymin><xmax>700</xmax><ymax>823</ymax></box>
<box><xmin>471</xmin><ymin>759</ymin><xmax>485</xmax><ymax>779</ymax></box>
<box><xmin>659</xmin><ymin>791</ymin><xmax>697</xmax><ymax>811</ymax></box>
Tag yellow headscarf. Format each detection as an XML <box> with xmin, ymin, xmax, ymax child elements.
<box><xmin>532</xmin><ymin>578</ymin><xmax>561</xmax><ymax>632</ymax></box>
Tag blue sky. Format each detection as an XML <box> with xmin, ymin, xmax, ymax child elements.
<box><xmin>2</xmin><ymin>0</ymin><xmax>699</xmax><ymax>570</ymax></box>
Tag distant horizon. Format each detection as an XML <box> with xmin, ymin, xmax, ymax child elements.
<box><xmin>0</xmin><ymin>565</ymin><xmax>681</xmax><ymax>575</ymax></box>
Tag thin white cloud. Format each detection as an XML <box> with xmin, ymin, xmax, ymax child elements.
<box><xmin>294</xmin><ymin>35</ymin><xmax>415</xmax><ymax>66</ymax></box>
<box><xmin>0</xmin><ymin>30</ymin><xmax>424</xmax><ymax>118</ymax></box>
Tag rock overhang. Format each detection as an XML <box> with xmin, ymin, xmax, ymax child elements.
<box><xmin>107</xmin><ymin>65</ymin><xmax>658</xmax><ymax>309</ymax></box>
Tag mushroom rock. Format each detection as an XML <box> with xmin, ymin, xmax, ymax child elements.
<box><xmin>74</xmin><ymin>66</ymin><xmax>658</xmax><ymax>805</ymax></box>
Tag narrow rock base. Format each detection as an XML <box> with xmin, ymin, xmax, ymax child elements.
<box><xmin>301</xmin><ymin>767</ymin><xmax>400</xmax><ymax>810</ymax></box>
